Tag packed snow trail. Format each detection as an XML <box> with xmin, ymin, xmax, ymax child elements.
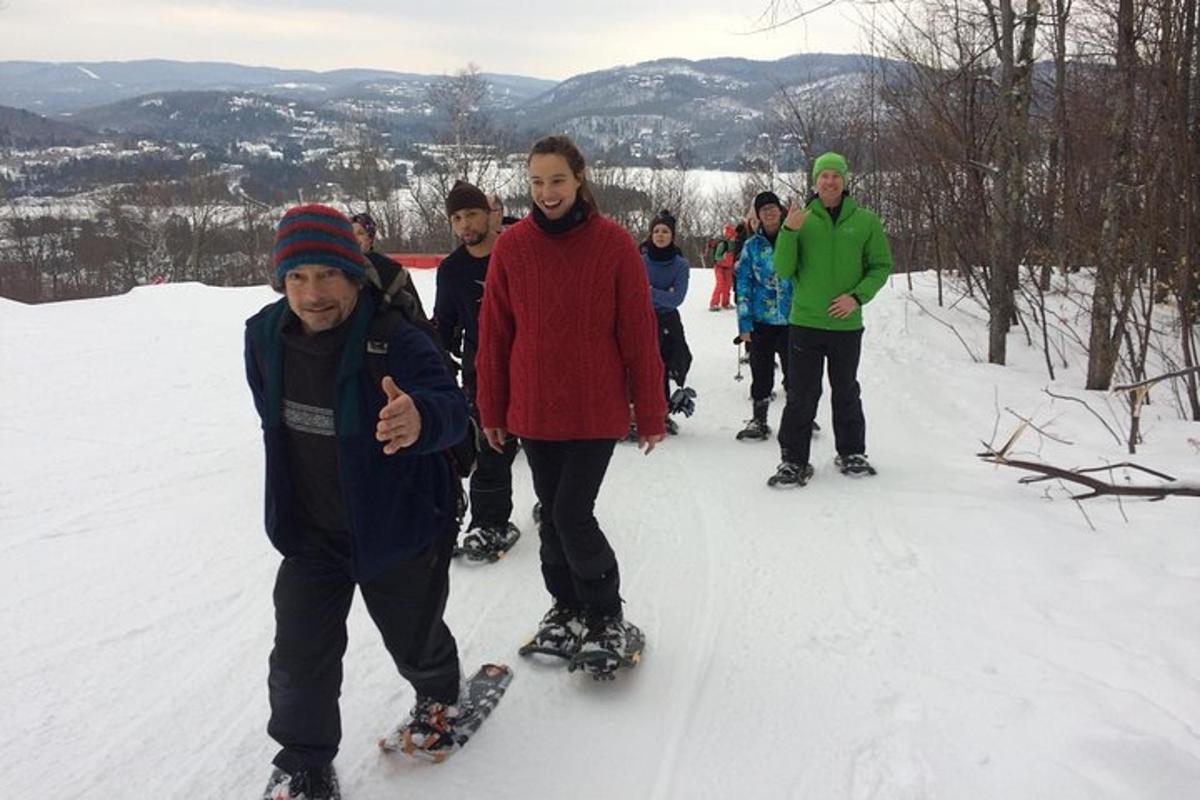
<box><xmin>2</xmin><ymin>272</ymin><xmax>1198</xmax><ymax>799</ymax></box>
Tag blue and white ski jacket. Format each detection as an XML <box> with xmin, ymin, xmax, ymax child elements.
<box><xmin>735</xmin><ymin>231</ymin><xmax>793</xmax><ymax>334</ymax></box>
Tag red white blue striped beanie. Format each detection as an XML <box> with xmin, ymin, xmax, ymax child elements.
<box><xmin>272</xmin><ymin>204</ymin><xmax>366</xmax><ymax>282</ymax></box>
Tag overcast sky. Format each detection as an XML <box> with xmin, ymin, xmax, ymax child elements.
<box><xmin>2</xmin><ymin>1</ymin><xmax>873</xmax><ymax>80</ymax></box>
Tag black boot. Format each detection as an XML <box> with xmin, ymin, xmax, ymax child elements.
<box><xmin>736</xmin><ymin>400</ymin><xmax>771</xmax><ymax>441</ymax></box>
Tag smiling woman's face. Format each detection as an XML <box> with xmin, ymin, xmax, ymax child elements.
<box><xmin>528</xmin><ymin>153</ymin><xmax>582</xmax><ymax>220</ymax></box>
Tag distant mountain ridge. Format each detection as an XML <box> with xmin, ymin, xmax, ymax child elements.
<box><xmin>0</xmin><ymin>54</ymin><xmax>891</xmax><ymax>186</ymax></box>
<box><xmin>0</xmin><ymin>105</ymin><xmax>96</xmax><ymax>147</ymax></box>
<box><xmin>0</xmin><ymin>60</ymin><xmax>555</xmax><ymax>115</ymax></box>
<box><xmin>515</xmin><ymin>53</ymin><xmax>887</xmax><ymax>164</ymax></box>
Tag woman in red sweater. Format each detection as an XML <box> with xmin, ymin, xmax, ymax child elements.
<box><xmin>475</xmin><ymin>135</ymin><xmax>665</xmax><ymax>676</ymax></box>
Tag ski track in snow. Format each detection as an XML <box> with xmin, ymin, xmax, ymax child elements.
<box><xmin>3</xmin><ymin>273</ymin><xmax>1199</xmax><ymax>799</ymax></box>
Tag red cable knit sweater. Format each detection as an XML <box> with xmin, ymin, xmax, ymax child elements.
<box><xmin>475</xmin><ymin>212</ymin><xmax>667</xmax><ymax>440</ymax></box>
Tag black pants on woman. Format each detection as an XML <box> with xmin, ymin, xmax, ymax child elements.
<box><xmin>521</xmin><ymin>438</ymin><xmax>620</xmax><ymax>616</ymax></box>
<box><xmin>656</xmin><ymin>308</ymin><xmax>693</xmax><ymax>401</ymax></box>
<box><xmin>267</xmin><ymin>523</ymin><xmax>460</xmax><ymax>773</ymax></box>
<box><xmin>778</xmin><ymin>325</ymin><xmax>866</xmax><ymax>466</ymax></box>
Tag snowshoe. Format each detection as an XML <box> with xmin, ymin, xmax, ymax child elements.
<box><xmin>519</xmin><ymin>603</ymin><xmax>586</xmax><ymax>660</ymax></box>
<box><xmin>454</xmin><ymin>522</ymin><xmax>520</xmax><ymax>562</ymax></box>
<box><xmin>835</xmin><ymin>454</ymin><xmax>877</xmax><ymax>477</ymax></box>
<box><xmin>736</xmin><ymin>417</ymin><xmax>771</xmax><ymax>441</ymax></box>
<box><xmin>569</xmin><ymin>614</ymin><xmax>645</xmax><ymax>681</ymax></box>
<box><xmin>263</xmin><ymin>764</ymin><xmax>339</xmax><ymax>800</ymax></box>
<box><xmin>767</xmin><ymin>461</ymin><xmax>815</xmax><ymax>488</ymax></box>
<box><xmin>378</xmin><ymin>664</ymin><xmax>512</xmax><ymax>762</ymax></box>
<box><xmin>667</xmin><ymin>386</ymin><xmax>697</xmax><ymax>417</ymax></box>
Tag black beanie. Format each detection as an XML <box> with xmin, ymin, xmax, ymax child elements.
<box><xmin>753</xmin><ymin>191</ymin><xmax>783</xmax><ymax>218</ymax></box>
<box><xmin>649</xmin><ymin>208</ymin><xmax>677</xmax><ymax>238</ymax></box>
<box><xmin>349</xmin><ymin>211</ymin><xmax>377</xmax><ymax>241</ymax></box>
<box><xmin>445</xmin><ymin>180</ymin><xmax>490</xmax><ymax>217</ymax></box>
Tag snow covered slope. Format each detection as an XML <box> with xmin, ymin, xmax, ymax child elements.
<box><xmin>2</xmin><ymin>271</ymin><xmax>1197</xmax><ymax>799</ymax></box>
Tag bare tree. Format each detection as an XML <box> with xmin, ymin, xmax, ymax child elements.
<box><xmin>1039</xmin><ymin>0</ymin><xmax>1074</xmax><ymax>290</ymax></box>
<box><xmin>983</xmin><ymin>0</ymin><xmax>1041</xmax><ymax>365</ymax></box>
<box><xmin>1085</xmin><ymin>0</ymin><xmax>1138</xmax><ymax>389</ymax></box>
<box><xmin>408</xmin><ymin>64</ymin><xmax>520</xmax><ymax>249</ymax></box>
<box><xmin>177</xmin><ymin>153</ymin><xmax>230</xmax><ymax>283</ymax></box>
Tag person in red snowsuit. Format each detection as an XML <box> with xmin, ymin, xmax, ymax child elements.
<box><xmin>709</xmin><ymin>223</ymin><xmax>736</xmax><ymax>310</ymax></box>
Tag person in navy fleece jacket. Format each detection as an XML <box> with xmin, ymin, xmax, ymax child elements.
<box><xmin>245</xmin><ymin>204</ymin><xmax>471</xmax><ymax>790</ymax></box>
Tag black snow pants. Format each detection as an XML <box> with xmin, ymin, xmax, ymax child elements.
<box><xmin>778</xmin><ymin>325</ymin><xmax>866</xmax><ymax>466</ymax></box>
<box><xmin>463</xmin><ymin>375</ymin><xmax>519</xmax><ymax>530</ymax></box>
<box><xmin>749</xmin><ymin>322</ymin><xmax>790</xmax><ymax>404</ymax></box>
<box><xmin>267</xmin><ymin>523</ymin><xmax>459</xmax><ymax>773</ymax></box>
<box><xmin>521</xmin><ymin>438</ymin><xmax>621</xmax><ymax>616</ymax></box>
<box><xmin>467</xmin><ymin>418</ymin><xmax>519</xmax><ymax>530</ymax></box>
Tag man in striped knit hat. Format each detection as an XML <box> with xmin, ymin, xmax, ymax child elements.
<box><xmin>246</xmin><ymin>204</ymin><xmax>474</xmax><ymax>798</ymax></box>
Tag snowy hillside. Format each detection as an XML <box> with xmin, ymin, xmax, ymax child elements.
<box><xmin>2</xmin><ymin>270</ymin><xmax>1198</xmax><ymax>799</ymax></box>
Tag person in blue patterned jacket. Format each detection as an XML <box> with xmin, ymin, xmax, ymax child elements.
<box><xmin>734</xmin><ymin>191</ymin><xmax>794</xmax><ymax>441</ymax></box>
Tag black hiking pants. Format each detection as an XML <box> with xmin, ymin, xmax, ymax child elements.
<box><xmin>778</xmin><ymin>325</ymin><xmax>866</xmax><ymax>466</ymax></box>
<box><xmin>656</xmin><ymin>308</ymin><xmax>693</xmax><ymax>401</ymax></box>
<box><xmin>749</xmin><ymin>322</ymin><xmax>790</xmax><ymax>405</ymax></box>
<box><xmin>463</xmin><ymin>378</ymin><xmax>519</xmax><ymax>530</ymax></box>
<box><xmin>267</xmin><ymin>524</ymin><xmax>459</xmax><ymax>773</ymax></box>
<box><xmin>467</xmin><ymin>416</ymin><xmax>520</xmax><ymax>530</ymax></box>
<box><xmin>522</xmin><ymin>439</ymin><xmax>621</xmax><ymax>615</ymax></box>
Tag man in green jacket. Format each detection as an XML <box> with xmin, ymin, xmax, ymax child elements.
<box><xmin>768</xmin><ymin>152</ymin><xmax>892</xmax><ymax>486</ymax></box>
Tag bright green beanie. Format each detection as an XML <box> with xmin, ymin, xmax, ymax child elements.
<box><xmin>811</xmin><ymin>152</ymin><xmax>848</xmax><ymax>183</ymax></box>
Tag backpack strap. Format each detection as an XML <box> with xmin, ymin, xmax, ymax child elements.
<box><xmin>381</xmin><ymin>271</ymin><xmax>410</xmax><ymax>308</ymax></box>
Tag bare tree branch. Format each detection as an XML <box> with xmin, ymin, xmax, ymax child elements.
<box><xmin>906</xmin><ymin>293</ymin><xmax>982</xmax><ymax>362</ymax></box>
<box><xmin>752</xmin><ymin>0</ymin><xmax>849</xmax><ymax>32</ymax></box>
<box><xmin>1004</xmin><ymin>407</ymin><xmax>1074</xmax><ymax>445</ymax></box>
<box><xmin>1041</xmin><ymin>388</ymin><xmax>1125</xmax><ymax>446</ymax></box>
<box><xmin>1072</xmin><ymin>462</ymin><xmax>1179</xmax><ymax>482</ymax></box>
<box><xmin>977</xmin><ymin>449</ymin><xmax>1200</xmax><ymax>500</ymax></box>
<box><xmin>1112</xmin><ymin>366</ymin><xmax>1200</xmax><ymax>393</ymax></box>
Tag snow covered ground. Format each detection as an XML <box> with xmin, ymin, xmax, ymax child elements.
<box><xmin>2</xmin><ymin>269</ymin><xmax>1198</xmax><ymax>799</ymax></box>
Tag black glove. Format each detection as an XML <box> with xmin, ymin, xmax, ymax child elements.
<box><xmin>668</xmin><ymin>386</ymin><xmax>697</xmax><ymax>418</ymax></box>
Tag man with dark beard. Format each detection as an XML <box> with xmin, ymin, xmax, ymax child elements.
<box><xmin>433</xmin><ymin>181</ymin><xmax>522</xmax><ymax>561</ymax></box>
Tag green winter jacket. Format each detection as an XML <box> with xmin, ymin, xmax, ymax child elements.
<box><xmin>773</xmin><ymin>195</ymin><xmax>893</xmax><ymax>331</ymax></box>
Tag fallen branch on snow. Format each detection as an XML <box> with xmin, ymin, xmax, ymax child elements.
<box><xmin>978</xmin><ymin>447</ymin><xmax>1200</xmax><ymax>500</ymax></box>
<box><xmin>979</xmin><ymin>420</ymin><xmax>1198</xmax><ymax>500</ymax></box>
